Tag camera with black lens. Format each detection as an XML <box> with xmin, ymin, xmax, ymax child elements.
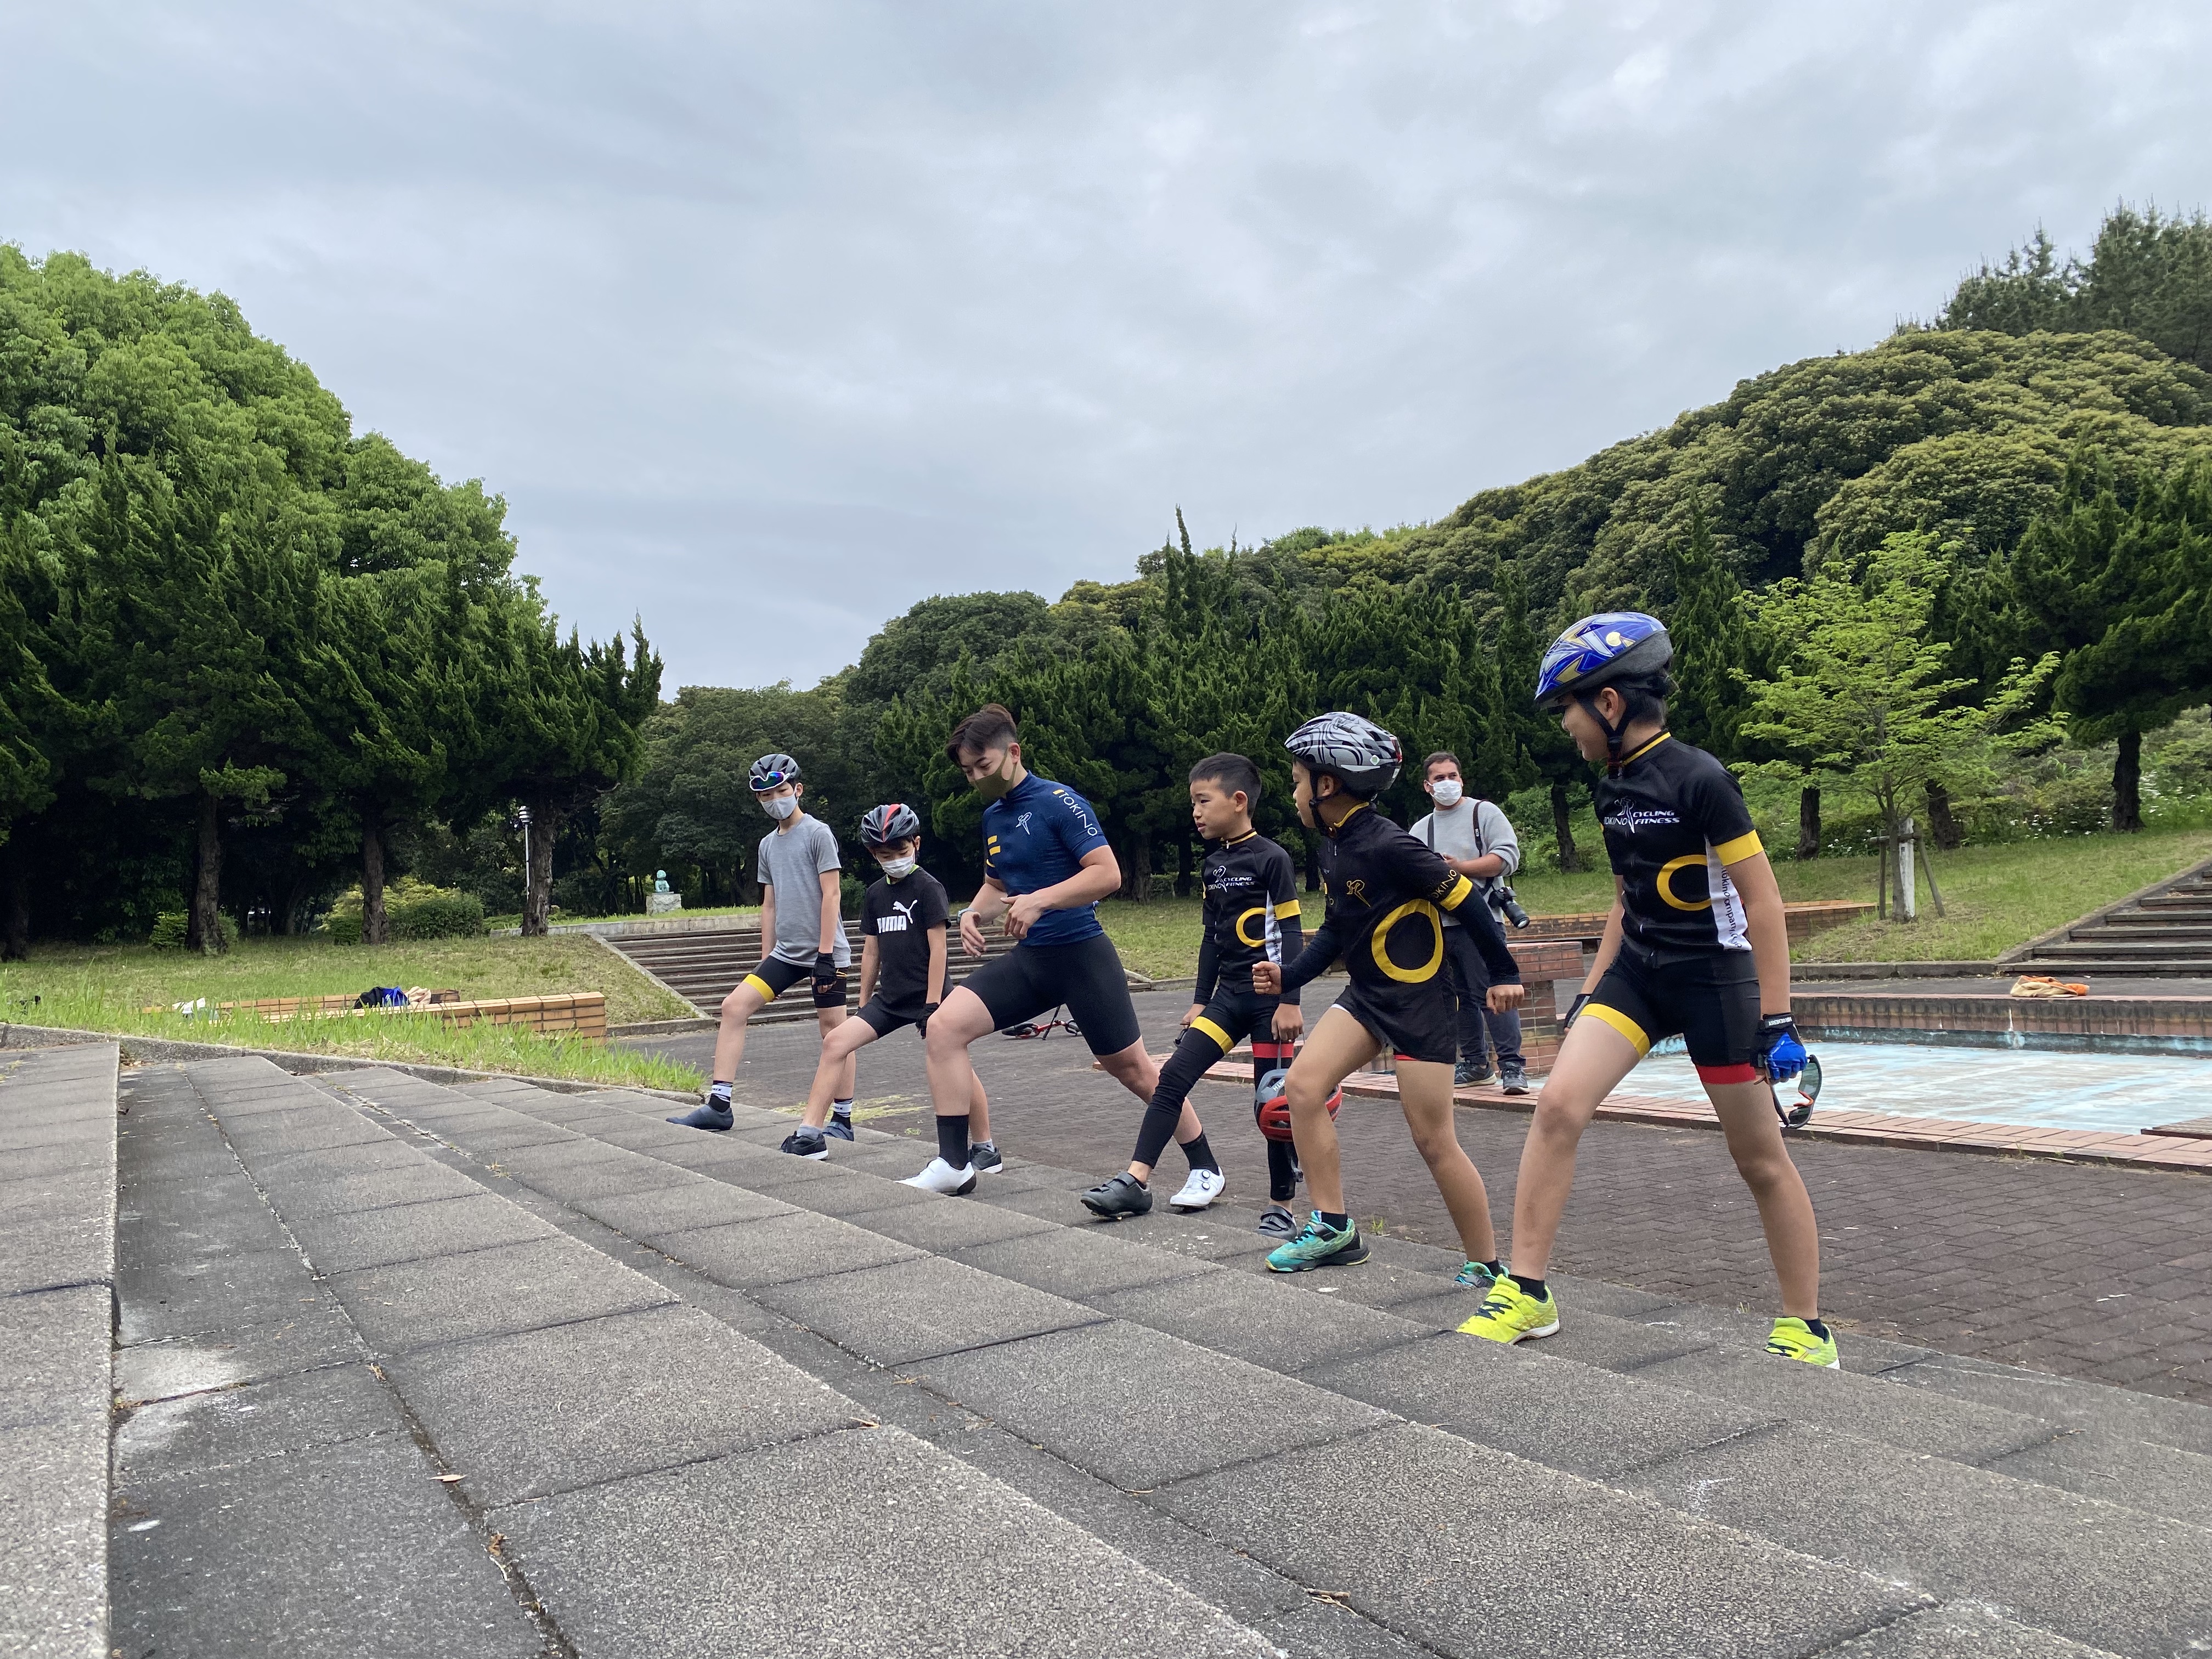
<box><xmin>1491</xmin><ymin>883</ymin><xmax>1532</xmax><ymax>930</ymax></box>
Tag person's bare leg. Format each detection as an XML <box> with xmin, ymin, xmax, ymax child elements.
<box><xmin>802</xmin><ymin>1017</ymin><xmax>876</xmax><ymax>1128</ymax></box>
<box><xmin>923</xmin><ymin>986</ymin><xmax>998</xmax><ymax>1120</ymax></box>
<box><xmin>814</xmin><ymin>1002</ymin><xmax>856</xmax><ymax>1102</ymax></box>
<box><xmin>969</xmin><ymin>1075</ymin><xmax>991</xmax><ymax>1143</ymax></box>
<box><xmin>1396</xmin><ymin>1059</ymin><xmax>1496</xmax><ymax>1264</ymax></box>
<box><xmin>1095</xmin><ymin>1040</ymin><xmax>1161</xmax><ymax>1107</ymax></box>
<box><xmin>1284</xmin><ymin>1008</ymin><xmax>1382</xmax><ymax>1215</ymax></box>
<box><xmin>1705</xmin><ymin>1079</ymin><xmax>1822</xmax><ymax>1316</ymax></box>
<box><xmin>712</xmin><ymin>981</ymin><xmax>770</xmax><ymax>1081</ymax></box>
<box><xmin>1506</xmin><ymin>1019</ymin><xmax>1643</xmax><ymax>1279</ymax></box>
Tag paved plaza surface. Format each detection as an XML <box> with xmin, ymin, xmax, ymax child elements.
<box><xmin>9</xmin><ymin>1035</ymin><xmax>2212</xmax><ymax>1655</ymax></box>
<box><xmin>630</xmin><ymin>982</ymin><xmax>2212</xmax><ymax>1402</ymax></box>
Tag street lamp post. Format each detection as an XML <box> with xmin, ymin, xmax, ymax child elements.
<box><xmin>514</xmin><ymin>806</ymin><xmax>533</xmax><ymax>928</ymax></box>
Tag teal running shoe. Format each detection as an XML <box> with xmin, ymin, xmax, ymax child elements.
<box><xmin>1265</xmin><ymin>1212</ymin><xmax>1370</xmax><ymax>1273</ymax></box>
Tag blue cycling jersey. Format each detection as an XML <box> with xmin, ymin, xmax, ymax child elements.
<box><xmin>981</xmin><ymin>773</ymin><xmax>1109</xmax><ymax>946</ymax></box>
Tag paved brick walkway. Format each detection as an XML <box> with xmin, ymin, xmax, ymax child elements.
<box><xmin>629</xmin><ymin>983</ymin><xmax>2212</xmax><ymax>1402</ymax></box>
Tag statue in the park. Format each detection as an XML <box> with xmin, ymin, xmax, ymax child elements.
<box><xmin>647</xmin><ymin>869</ymin><xmax>682</xmax><ymax>915</ymax></box>
<box><xmin>653</xmin><ymin>870</ymin><xmax>671</xmax><ymax>894</ymax></box>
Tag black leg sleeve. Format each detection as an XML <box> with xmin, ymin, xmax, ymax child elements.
<box><xmin>1132</xmin><ymin>1023</ymin><xmax>1232</xmax><ymax>1170</ymax></box>
<box><xmin>1442</xmin><ymin>925</ymin><xmax>1490</xmax><ymax>1065</ymax></box>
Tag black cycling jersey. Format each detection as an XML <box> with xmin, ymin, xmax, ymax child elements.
<box><xmin>1278</xmin><ymin>803</ymin><xmax>1521</xmax><ymax>1034</ymax></box>
<box><xmin>1192</xmin><ymin>831</ymin><xmax>1305</xmax><ymax>1006</ymax></box>
<box><xmin>1595</xmin><ymin>733</ymin><xmax>1763</xmax><ymax>956</ymax></box>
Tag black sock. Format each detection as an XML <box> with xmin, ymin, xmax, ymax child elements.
<box><xmin>708</xmin><ymin>1080</ymin><xmax>732</xmax><ymax>1107</ymax></box>
<box><xmin>1480</xmin><ymin>1259</ymin><xmax>1503</xmax><ymax>1278</ymax></box>
<box><xmin>1180</xmin><ymin>1131</ymin><xmax>1219</xmax><ymax>1173</ymax></box>
<box><xmin>1321</xmin><ymin>1210</ymin><xmax>1351</xmax><ymax>1231</ymax></box>
<box><xmin>936</xmin><ymin>1114</ymin><xmax>970</xmax><ymax>1169</ymax></box>
<box><xmin>1510</xmin><ymin>1273</ymin><xmax>1548</xmax><ymax>1299</ymax></box>
<box><xmin>1799</xmin><ymin>1316</ymin><xmax>1830</xmax><ymax>1339</ymax></box>
<box><xmin>1266</xmin><ymin>1140</ymin><xmax>1299</xmax><ymax>1202</ymax></box>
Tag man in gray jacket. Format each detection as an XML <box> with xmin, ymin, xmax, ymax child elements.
<box><xmin>1409</xmin><ymin>752</ymin><xmax>1528</xmax><ymax>1093</ymax></box>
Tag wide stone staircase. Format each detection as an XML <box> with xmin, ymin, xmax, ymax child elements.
<box><xmin>2010</xmin><ymin>862</ymin><xmax>2212</xmax><ymax>977</ymax></box>
<box><xmin>14</xmin><ymin>1040</ymin><xmax>2212</xmax><ymax>1655</ymax></box>
<box><xmin>608</xmin><ymin>919</ymin><xmax>1029</xmax><ymax>1024</ymax></box>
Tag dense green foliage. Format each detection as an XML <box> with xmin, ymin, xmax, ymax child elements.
<box><xmin>0</xmin><ymin>249</ymin><xmax>658</xmax><ymax>953</ymax></box>
<box><xmin>1940</xmin><ymin>206</ymin><xmax>2212</xmax><ymax>374</ymax></box>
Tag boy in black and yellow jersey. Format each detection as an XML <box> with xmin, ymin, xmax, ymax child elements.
<box><xmin>1460</xmin><ymin>612</ymin><xmax>1836</xmax><ymax>1367</ymax></box>
<box><xmin>1082</xmin><ymin>754</ymin><xmax>1306</xmax><ymax>1220</ymax></box>
<box><xmin>1250</xmin><ymin>713</ymin><xmax>1526</xmax><ymax>1278</ymax></box>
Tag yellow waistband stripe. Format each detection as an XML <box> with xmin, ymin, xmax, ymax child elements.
<box><xmin>1583</xmin><ymin>1002</ymin><xmax>1651</xmax><ymax>1057</ymax></box>
<box><xmin>1713</xmin><ymin>830</ymin><xmax>1763</xmax><ymax>865</ymax></box>
<box><xmin>1190</xmin><ymin>1015</ymin><xmax>1233</xmax><ymax>1053</ymax></box>
<box><xmin>742</xmin><ymin>973</ymin><xmax>780</xmax><ymax>1004</ymax></box>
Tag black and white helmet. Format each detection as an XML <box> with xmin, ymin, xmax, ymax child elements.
<box><xmin>859</xmin><ymin>802</ymin><xmax>921</xmax><ymax>848</ymax></box>
<box><xmin>1284</xmin><ymin>712</ymin><xmax>1402</xmax><ymax>795</ymax></box>
<box><xmin>748</xmin><ymin>753</ymin><xmax>800</xmax><ymax>793</ymax></box>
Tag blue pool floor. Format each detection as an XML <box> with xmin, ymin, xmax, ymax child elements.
<box><xmin>1624</xmin><ymin>1040</ymin><xmax>2208</xmax><ymax>1135</ymax></box>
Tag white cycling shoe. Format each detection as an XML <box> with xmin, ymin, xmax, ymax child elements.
<box><xmin>900</xmin><ymin>1156</ymin><xmax>978</xmax><ymax>1197</ymax></box>
<box><xmin>1168</xmin><ymin>1167</ymin><xmax>1228</xmax><ymax>1211</ymax></box>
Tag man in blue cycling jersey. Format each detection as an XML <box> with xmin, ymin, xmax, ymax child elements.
<box><xmin>899</xmin><ymin>703</ymin><xmax>1176</xmax><ymax>1195</ymax></box>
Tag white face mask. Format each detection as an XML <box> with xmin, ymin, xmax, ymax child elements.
<box><xmin>878</xmin><ymin>855</ymin><xmax>916</xmax><ymax>879</ymax></box>
<box><xmin>761</xmin><ymin>794</ymin><xmax>798</xmax><ymax>821</ymax></box>
<box><xmin>1430</xmin><ymin>780</ymin><xmax>1464</xmax><ymax>808</ymax></box>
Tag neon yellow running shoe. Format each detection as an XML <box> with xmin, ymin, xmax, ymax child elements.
<box><xmin>1766</xmin><ymin>1317</ymin><xmax>1840</xmax><ymax>1368</ymax></box>
<box><xmin>1457</xmin><ymin>1277</ymin><xmax>1559</xmax><ymax>1344</ymax></box>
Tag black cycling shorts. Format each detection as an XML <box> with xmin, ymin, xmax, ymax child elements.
<box><xmin>963</xmin><ymin>933</ymin><xmax>1141</xmax><ymax>1057</ymax></box>
<box><xmin>740</xmin><ymin>955</ymin><xmax>848</xmax><ymax>1012</ymax></box>
<box><xmin>1584</xmin><ymin>943</ymin><xmax>1761</xmax><ymax>1080</ymax></box>
<box><xmin>1182</xmin><ymin>984</ymin><xmax>1282</xmax><ymax>1059</ymax></box>
<box><xmin>1330</xmin><ymin>980</ymin><xmax>1457</xmax><ymax>1066</ymax></box>
<box><xmin>856</xmin><ymin>998</ymin><xmax>930</xmax><ymax>1038</ymax></box>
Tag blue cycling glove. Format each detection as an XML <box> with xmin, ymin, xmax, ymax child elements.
<box><xmin>1757</xmin><ymin>1013</ymin><xmax>1807</xmax><ymax>1083</ymax></box>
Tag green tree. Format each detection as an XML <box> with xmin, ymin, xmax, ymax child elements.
<box><xmin>1743</xmin><ymin>533</ymin><xmax>2057</xmax><ymax>915</ymax></box>
<box><xmin>1942</xmin><ymin>204</ymin><xmax>2212</xmax><ymax>373</ymax></box>
<box><xmin>1993</xmin><ymin>453</ymin><xmax>2212</xmax><ymax>830</ymax></box>
<box><xmin>1493</xmin><ymin>563</ymin><xmax>1589</xmax><ymax>870</ymax></box>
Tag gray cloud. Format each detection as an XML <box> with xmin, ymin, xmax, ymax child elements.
<box><xmin>6</xmin><ymin>1</ymin><xmax>2209</xmax><ymax>689</ymax></box>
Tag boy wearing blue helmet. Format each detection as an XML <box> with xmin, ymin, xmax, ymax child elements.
<box><xmin>1458</xmin><ymin>613</ymin><xmax>1835</xmax><ymax>1367</ymax></box>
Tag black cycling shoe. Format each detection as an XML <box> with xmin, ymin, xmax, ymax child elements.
<box><xmin>667</xmin><ymin>1102</ymin><xmax>735</xmax><ymax>1132</ymax></box>
<box><xmin>1256</xmin><ymin>1204</ymin><xmax>1299</xmax><ymax>1239</ymax></box>
<box><xmin>780</xmin><ymin>1128</ymin><xmax>830</xmax><ymax>1160</ymax></box>
<box><xmin>1080</xmin><ymin>1171</ymin><xmax>1152</xmax><ymax>1220</ymax></box>
<box><xmin>969</xmin><ymin>1141</ymin><xmax>1004</xmax><ymax>1174</ymax></box>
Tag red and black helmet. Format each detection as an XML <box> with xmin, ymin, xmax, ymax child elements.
<box><xmin>860</xmin><ymin>802</ymin><xmax>922</xmax><ymax>848</ymax></box>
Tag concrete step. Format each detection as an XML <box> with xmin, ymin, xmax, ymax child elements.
<box><xmin>321</xmin><ymin>1065</ymin><xmax>2212</xmax><ymax>1657</ymax></box>
<box><xmin>1</xmin><ymin>1042</ymin><xmax>121</xmax><ymax>1659</ymax></box>
<box><xmin>2021</xmin><ymin>952</ymin><xmax>2212</xmax><ymax>973</ymax></box>
<box><xmin>124</xmin><ymin>1054</ymin><xmax>1282</xmax><ymax>1658</ymax></box>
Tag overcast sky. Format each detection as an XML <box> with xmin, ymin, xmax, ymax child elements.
<box><xmin>6</xmin><ymin>2</ymin><xmax>2210</xmax><ymax>691</ymax></box>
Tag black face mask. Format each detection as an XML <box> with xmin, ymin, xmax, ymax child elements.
<box><xmin>971</xmin><ymin>752</ymin><xmax>1017</xmax><ymax>802</ymax></box>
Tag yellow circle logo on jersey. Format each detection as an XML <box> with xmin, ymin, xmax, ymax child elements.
<box><xmin>1235</xmin><ymin>906</ymin><xmax>1267</xmax><ymax>948</ymax></box>
<box><xmin>1655</xmin><ymin>854</ymin><xmax>1713</xmax><ymax>911</ymax></box>
<box><xmin>1370</xmin><ymin>900</ymin><xmax>1445</xmax><ymax>983</ymax></box>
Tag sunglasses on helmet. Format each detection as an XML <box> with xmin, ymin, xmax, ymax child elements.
<box><xmin>749</xmin><ymin>769</ymin><xmax>798</xmax><ymax>792</ymax></box>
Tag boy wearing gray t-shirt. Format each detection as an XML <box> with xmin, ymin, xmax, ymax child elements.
<box><xmin>669</xmin><ymin>751</ymin><xmax>858</xmax><ymax>1133</ymax></box>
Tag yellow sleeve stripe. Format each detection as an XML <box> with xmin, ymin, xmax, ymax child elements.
<box><xmin>1273</xmin><ymin>900</ymin><xmax>1304</xmax><ymax>920</ymax></box>
<box><xmin>1713</xmin><ymin>830</ymin><xmax>1763</xmax><ymax>865</ymax></box>
<box><xmin>1189</xmin><ymin>1015</ymin><xmax>1233</xmax><ymax>1054</ymax></box>
<box><xmin>1583</xmin><ymin>1002</ymin><xmax>1651</xmax><ymax>1057</ymax></box>
<box><xmin>1439</xmin><ymin>874</ymin><xmax>1475</xmax><ymax>911</ymax></box>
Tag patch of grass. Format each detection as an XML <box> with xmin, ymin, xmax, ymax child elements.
<box><xmin>1098</xmin><ymin>827</ymin><xmax>2212</xmax><ymax>974</ymax></box>
<box><xmin>1780</xmin><ymin>828</ymin><xmax>2212</xmax><ymax>962</ymax></box>
<box><xmin>0</xmin><ymin>934</ymin><xmax>702</xmax><ymax>1087</ymax></box>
